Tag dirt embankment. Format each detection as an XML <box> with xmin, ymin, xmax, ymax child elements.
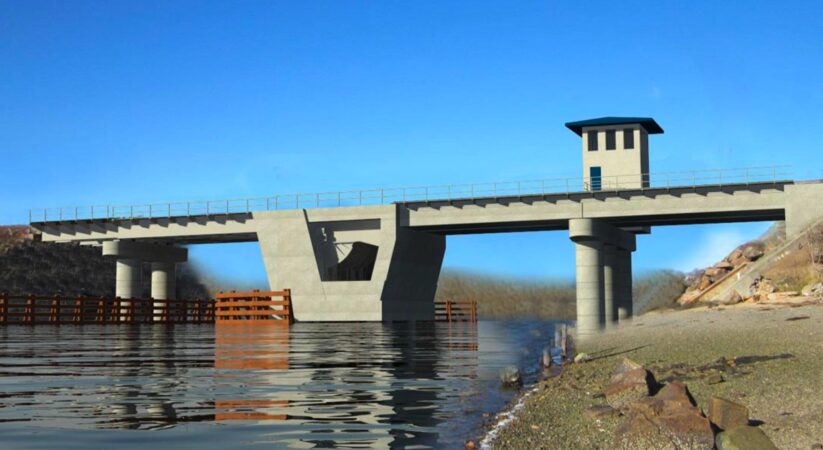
<box><xmin>0</xmin><ymin>225</ymin><xmax>209</xmax><ymax>298</ymax></box>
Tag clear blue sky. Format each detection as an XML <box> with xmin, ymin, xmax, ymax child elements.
<box><xmin>2</xmin><ymin>1</ymin><xmax>821</xmax><ymax>287</ymax></box>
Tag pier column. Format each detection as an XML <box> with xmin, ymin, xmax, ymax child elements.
<box><xmin>151</xmin><ymin>262</ymin><xmax>176</xmax><ymax>321</ymax></box>
<box><xmin>103</xmin><ymin>241</ymin><xmax>187</xmax><ymax>322</ymax></box>
<box><xmin>151</xmin><ymin>262</ymin><xmax>176</xmax><ymax>300</ymax></box>
<box><xmin>603</xmin><ymin>245</ymin><xmax>618</xmax><ymax>324</ymax></box>
<box><xmin>574</xmin><ymin>238</ymin><xmax>605</xmax><ymax>335</ymax></box>
<box><xmin>570</xmin><ymin>219</ymin><xmax>637</xmax><ymax>337</ymax></box>
<box><xmin>617</xmin><ymin>248</ymin><xmax>634</xmax><ymax>320</ymax></box>
<box><xmin>116</xmin><ymin>258</ymin><xmax>142</xmax><ymax>299</ymax></box>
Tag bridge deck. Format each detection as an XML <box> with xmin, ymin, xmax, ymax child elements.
<box><xmin>29</xmin><ymin>179</ymin><xmax>797</xmax><ymax>243</ymax></box>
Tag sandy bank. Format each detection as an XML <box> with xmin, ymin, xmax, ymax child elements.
<box><xmin>489</xmin><ymin>302</ymin><xmax>823</xmax><ymax>449</ymax></box>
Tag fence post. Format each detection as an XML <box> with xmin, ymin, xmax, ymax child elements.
<box><xmin>25</xmin><ymin>294</ymin><xmax>33</xmax><ymax>324</ymax></box>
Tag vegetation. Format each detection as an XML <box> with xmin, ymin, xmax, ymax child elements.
<box><xmin>0</xmin><ymin>226</ymin><xmax>210</xmax><ymax>298</ymax></box>
<box><xmin>436</xmin><ymin>269</ymin><xmax>576</xmax><ymax>320</ymax></box>
<box><xmin>762</xmin><ymin>222</ymin><xmax>823</xmax><ymax>292</ymax></box>
<box><xmin>633</xmin><ymin>270</ymin><xmax>687</xmax><ymax>314</ymax></box>
<box><xmin>436</xmin><ymin>269</ymin><xmax>687</xmax><ymax>320</ymax></box>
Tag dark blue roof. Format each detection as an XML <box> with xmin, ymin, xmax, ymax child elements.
<box><xmin>565</xmin><ymin>117</ymin><xmax>664</xmax><ymax>136</ymax></box>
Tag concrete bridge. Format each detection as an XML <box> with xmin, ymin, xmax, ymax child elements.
<box><xmin>26</xmin><ymin>118</ymin><xmax>823</xmax><ymax>335</ymax></box>
<box><xmin>29</xmin><ymin>172</ymin><xmax>823</xmax><ymax>333</ymax></box>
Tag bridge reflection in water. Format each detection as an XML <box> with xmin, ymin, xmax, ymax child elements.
<box><xmin>0</xmin><ymin>320</ymin><xmax>557</xmax><ymax>449</ymax></box>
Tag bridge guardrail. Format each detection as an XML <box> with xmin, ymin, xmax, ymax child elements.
<box><xmin>29</xmin><ymin>165</ymin><xmax>792</xmax><ymax>223</ymax></box>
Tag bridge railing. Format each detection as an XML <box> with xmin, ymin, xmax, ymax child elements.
<box><xmin>29</xmin><ymin>165</ymin><xmax>792</xmax><ymax>223</ymax></box>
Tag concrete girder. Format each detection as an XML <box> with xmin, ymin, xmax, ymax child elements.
<box><xmin>102</xmin><ymin>240</ymin><xmax>187</xmax><ymax>263</ymax></box>
<box><xmin>569</xmin><ymin>218</ymin><xmax>636</xmax><ymax>251</ymax></box>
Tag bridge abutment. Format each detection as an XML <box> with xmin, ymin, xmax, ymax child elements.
<box><xmin>570</xmin><ymin>219</ymin><xmax>636</xmax><ymax>336</ymax></box>
<box><xmin>254</xmin><ymin>205</ymin><xmax>445</xmax><ymax>322</ymax></box>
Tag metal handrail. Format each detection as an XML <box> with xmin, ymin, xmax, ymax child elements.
<box><xmin>28</xmin><ymin>165</ymin><xmax>793</xmax><ymax>223</ymax></box>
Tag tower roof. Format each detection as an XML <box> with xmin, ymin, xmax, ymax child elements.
<box><xmin>565</xmin><ymin>117</ymin><xmax>664</xmax><ymax>136</ymax></box>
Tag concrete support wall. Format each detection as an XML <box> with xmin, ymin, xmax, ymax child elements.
<box><xmin>254</xmin><ymin>205</ymin><xmax>445</xmax><ymax>322</ymax></box>
<box><xmin>785</xmin><ymin>183</ymin><xmax>823</xmax><ymax>238</ymax></box>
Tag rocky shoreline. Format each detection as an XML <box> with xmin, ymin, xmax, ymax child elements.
<box><xmin>483</xmin><ymin>302</ymin><xmax>823</xmax><ymax>449</ymax></box>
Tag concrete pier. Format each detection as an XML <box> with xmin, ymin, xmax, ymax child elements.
<box><xmin>573</xmin><ymin>239</ymin><xmax>605</xmax><ymax>335</ymax></box>
<box><xmin>570</xmin><ymin>219</ymin><xmax>637</xmax><ymax>336</ymax></box>
<box><xmin>602</xmin><ymin>245</ymin><xmax>617</xmax><ymax>324</ymax></box>
<box><xmin>151</xmin><ymin>262</ymin><xmax>176</xmax><ymax>300</ymax></box>
<box><xmin>616</xmin><ymin>248</ymin><xmax>634</xmax><ymax>320</ymax></box>
<box><xmin>115</xmin><ymin>259</ymin><xmax>142</xmax><ymax>299</ymax></box>
<box><xmin>103</xmin><ymin>241</ymin><xmax>187</xmax><ymax>306</ymax></box>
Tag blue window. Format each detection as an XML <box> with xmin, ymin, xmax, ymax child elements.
<box><xmin>590</xmin><ymin>166</ymin><xmax>602</xmax><ymax>191</ymax></box>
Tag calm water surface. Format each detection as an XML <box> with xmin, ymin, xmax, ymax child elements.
<box><xmin>0</xmin><ymin>320</ymin><xmax>559</xmax><ymax>449</ymax></box>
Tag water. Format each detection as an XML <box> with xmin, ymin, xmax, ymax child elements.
<box><xmin>0</xmin><ymin>320</ymin><xmax>560</xmax><ymax>449</ymax></box>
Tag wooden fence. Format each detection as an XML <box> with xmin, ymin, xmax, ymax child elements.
<box><xmin>434</xmin><ymin>299</ymin><xmax>477</xmax><ymax>323</ymax></box>
<box><xmin>0</xmin><ymin>293</ymin><xmax>214</xmax><ymax>324</ymax></box>
<box><xmin>215</xmin><ymin>289</ymin><xmax>293</xmax><ymax>324</ymax></box>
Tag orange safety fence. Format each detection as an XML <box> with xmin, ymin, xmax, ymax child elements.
<box><xmin>434</xmin><ymin>299</ymin><xmax>477</xmax><ymax>323</ymax></box>
<box><xmin>0</xmin><ymin>293</ymin><xmax>214</xmax><ymax>325</ymax></box>
<box><xmin>214</xmin><ymin>289</ymin><xmax>293</xmax><ymax>324</ymax></box>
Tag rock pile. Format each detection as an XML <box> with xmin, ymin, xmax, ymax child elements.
<box><xmin>586</xmin><ymin>358</ymin><xmax>778</xmax><ymax>450</ymax></box>
<box><xmin>679</xmin><ymin>242</ymin><xmax>766</xmax><ymax>305</ymax></box>
<box><xmin>801</xmin><ymin>281</ymin><xmax>823</xmax><ymax>297</ymax></box>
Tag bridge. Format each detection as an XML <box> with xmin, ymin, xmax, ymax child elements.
<box><xmin>26</xmin><ymin>118</ymin><xmax>823</xmax><ymax>335</ymax></box>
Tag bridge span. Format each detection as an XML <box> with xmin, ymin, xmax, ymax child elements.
<box><xmin>28</xmin><ymin>169</ymin><xmax>823</xmax><ymax>335</ymax></box>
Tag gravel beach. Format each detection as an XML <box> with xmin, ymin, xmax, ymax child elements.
<box><xmin>489</xmin><ymin>302</ymin><xmax>823</xmax><ymax>449</ymax></box>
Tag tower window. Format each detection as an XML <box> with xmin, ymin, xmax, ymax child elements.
<box><xmin>587</xmin><ymin>131</ymin><xmax>598</xmax><ymax>151</ymax></box>
<box><xmin>605</xmin><ymin>129</ymin><xmax>616</xmax><ymax>150</ymax></box>
<box><xmin>624</xmin><ymin>129</ymin><xmax>634</xmax><ymax>149</ymax></box>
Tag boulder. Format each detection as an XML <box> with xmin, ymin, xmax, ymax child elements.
<box><xmin>757</xmin><ymin>279</ymin><xmax>776</xmax><ymax>295</ymax></box>
<box><xmin>678</xmin><ymin>290</ymin><xmax>703</xmax><ymax>305</ymax></box>
<box><xmin>801</xmin><ymin>281</ymin><xmax>823</xmax><ymax>297</ymax></box>
<box><xmin>605</xmin><ymin>367</ymin><xmax>655</xmax><ymax>410</ymax></box>
<box><xmin>714</xmin><ymin>261</ymin><xmax>734</xmax><ymax>270</ymax></box>
<box><xmin>585</xmin><ymin>404</ymin><xmax>620</xmax><ymax>420</ymax></box>
<box><xmin>715</xmin><ymin>426</ymin><xmax>778</xmax><ymax>450</ymax></box>
<box><xmin>704</xmin><ymin>267</ymin><xmax>729</xmax><ymax>278</ymax></box>
<box><xmin>613</xmin><ymin>357</ymin><xmax>644</xmax><ymax>375</ymax></box>
<box><xmin>727</xmin><ymin>249</ymin><xmax>744</xmax><ymax>262</ymax></box>
<box><xmin>574</xmin><ymin>352</ymin><xmax>590</xmax><ymax>363</ymax></box>
<box><xmin>499</xmin><ymin>366</ymin><xmax>522</xmax><ymax>386</ymax></box>
<box><xmin>614</xmin><ymin>382</ymin><xmax>714</xmax><ymax>450</ymax></box>
<box><xmin>707</xmin><ymin>397</ymin><xmax>749</xmax><ymax>430</ymax></box>
<box><xmin>718</xmin><ymin>290</ymin><xmax>743</xmax><ymax>306</ymax></box>
<box><xmin>730</xmin><ymin>255</ymin><xmax>750</xmax><ymax>267</ymax></box>
<box><xmin>698</xmin><ymin>276</ymin><xmax>714</xmax><ymax>290</ymax></box>
<box><xmin>741</xmin><ymin>244</ymin><xmax>765</xmax><ymax>261</ymax></box>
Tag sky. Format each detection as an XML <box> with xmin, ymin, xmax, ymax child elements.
<box><xmin>1</xmin><ymin>1</ymin><xmax>820</xmax><ymax>287</ymax></box>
